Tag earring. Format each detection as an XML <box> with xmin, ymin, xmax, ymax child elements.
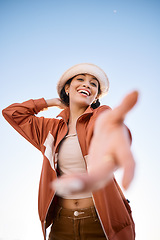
<box><xmin>66</xmin><ymin>91</ymin><xmax>69</xmax><ymax>96</ymax></box>
<box><xmin>93</xmin><ymin>99</ymin><xmax>97</xmax><ymax>104</ymax></box>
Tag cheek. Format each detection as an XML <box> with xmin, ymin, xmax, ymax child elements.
<box><xmin>69</xmin><ymin>82</ymin><xmax>78</xmax><ymax>91</ymax></box>
<box><xmin>67</xmin><ymin>85</ymin><xmax>74</xmax><ymax>94</ymax></box>
<box><xmin>93</xmin><ymin>88</ymin><xmax>99</xmax><ymax>97</ymax></box>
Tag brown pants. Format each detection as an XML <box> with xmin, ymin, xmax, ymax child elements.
<box><xmin>48</xmin><ymin>205</ymin><xmax>107</xmax><ymax>240</ymax></box>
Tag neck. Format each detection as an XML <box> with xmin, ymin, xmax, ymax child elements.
<box><xmin>68</xmin><ymin>103</ymin><xmax>88</xmax><ymax>133</ymax></box>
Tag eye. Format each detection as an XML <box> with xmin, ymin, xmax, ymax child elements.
<box><xmin>91</xmin><ymin>82</ymin><xmax>97</xmax><ymax>87</ymax></box>
<box><xmin>77</xmin><ymin>78</ymin><xmax>84</xmax><ymax>81</ymax></box>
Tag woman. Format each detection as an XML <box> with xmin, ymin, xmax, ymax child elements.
<box><xmin>2</xmin><ymin>63</ymin><xmax>137</xmax><ymax>240</ymax></box>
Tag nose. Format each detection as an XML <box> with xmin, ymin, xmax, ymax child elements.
<box><xmin>82</xmin><ymin>80</ymin><xmax>90</xmax><ymax>88</ymax></box>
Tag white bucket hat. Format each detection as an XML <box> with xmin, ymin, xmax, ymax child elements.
<box><xmin>57</xmin><ymin>63</ymin><xmax>109</xmax><ymax>98</ymax></box>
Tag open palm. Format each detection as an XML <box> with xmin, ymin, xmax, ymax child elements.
<box><xmin>53</xmin><ymin>91</ymin><xmax>139</xmax><ymax>195</ymax></box>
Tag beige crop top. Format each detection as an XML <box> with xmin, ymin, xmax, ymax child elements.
<box><xmin>57</xmin><ymin>134</ymin><xmax>92</xmax><ymax>199</ymax></box>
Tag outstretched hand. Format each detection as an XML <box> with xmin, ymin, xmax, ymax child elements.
<box><xmin>87</xmin><ymin>90</ymin><xmax>138</xmax><ymax>190</ymax></box>
<box><xmin>52</xmin><ymin>91</ymin><xmax>139</xmax><ymax>195</ymax></box>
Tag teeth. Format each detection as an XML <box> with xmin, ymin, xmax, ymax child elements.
<box><xmin>78</xmin><ymin>90</ymin><xmax>89</xmax><ymax>96</ymax></box>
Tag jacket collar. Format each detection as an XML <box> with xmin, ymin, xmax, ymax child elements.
<box><xmin>56</xmin><ymin>105</ymin><xmax>94</xmax><ymax>123</ymax></box>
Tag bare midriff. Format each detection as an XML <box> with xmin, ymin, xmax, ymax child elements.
<box><xmin>57</xmin><ymin>196</ymin><xmax>94</xmax><ymax>209</ymax></box>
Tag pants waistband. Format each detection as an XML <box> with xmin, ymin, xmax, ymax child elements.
<box><xmin>55</xmin><ymin>205</ymin><xmax>98</xmax><ymax>220</ymax></box>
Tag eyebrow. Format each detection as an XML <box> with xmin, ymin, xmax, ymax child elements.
<box><xmin>78</xmin><ymin>74</ymin><xmax>98</xmax><ymax>81</ymax></box>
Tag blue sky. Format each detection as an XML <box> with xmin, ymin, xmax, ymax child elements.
<box><xmin>0</xmin><ymin>0</ymin><xmax>160</xmax><ymax>239</ymax></box>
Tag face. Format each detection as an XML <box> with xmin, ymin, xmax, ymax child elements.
<box><xmin>65</xmin><ymin>74</ymin><xmax>99</xmax><ymax>108</ymax></box>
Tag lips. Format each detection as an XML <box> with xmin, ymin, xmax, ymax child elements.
<box><xmin>77</xmin><ymin>89</ymin><xmax>91</xmax><ymax>96</ymax></box>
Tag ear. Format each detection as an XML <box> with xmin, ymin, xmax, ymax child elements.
<box><xmin>65</xmin><ymin>84</ymin><xmax>70</xmax><ymax>95</ymax></box>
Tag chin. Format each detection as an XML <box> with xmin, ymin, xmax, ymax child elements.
<box><xmin>76</xmin><ymin>100</ymin><xmax>90</xmax><ymax>108</ymax></box>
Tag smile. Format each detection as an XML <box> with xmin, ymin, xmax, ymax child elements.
<box><xmin>77</xmin><ymin>89</ymin><xmax>91</xmax><ymax>96</ymax></box>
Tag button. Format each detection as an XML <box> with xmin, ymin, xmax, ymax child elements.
<box><xmin>74</xmin><ymin>211</ymin><xmax>79</xmax><ymax>216</ymax></box>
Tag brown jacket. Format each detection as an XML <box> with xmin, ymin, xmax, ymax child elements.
<box><xmin>2</xmin><ymin>98</ymin><xmax>135</xmax><ymax>240</ymax></box>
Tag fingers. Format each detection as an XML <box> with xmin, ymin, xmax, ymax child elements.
<box><xmin>87</xmin><ymin>154</ymin><xmax>116</xmax><ymax>191</ymax></box>
<box><xmin>120</xmin><ymin>90</ymin><xmax>139</xmax><ymax>113</ymax></box>
<box><xmin>122</xmin><ymin>156</ymin><xmax>135</xmax><ymax>189</ymax></box>
<box><xmin>111</xmin><ymin>90</ymin><xmax>139</xmax><ymax>122</ymax></box>
<box><xmin>52</xmin><ymin>173</ymin><xmax>98</xmax><ymax>195</ymax></box>
<box><xmin>52</xmin><ymin>160</ymin><xmax>115</xmax><ymax>195</ymax></box>
<box><xmin>115</xmin><ymin>137</ymin><xmax>135</xmax><ymax>189</ymax></box>
<box><xmin>52</xmin><ymin>176</ymin><xmax>85</xmax><ymax>196</ymax></box>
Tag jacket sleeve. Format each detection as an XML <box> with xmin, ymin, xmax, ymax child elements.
<box><xmin>2</xmin><ymin>98</ymin><xmax>59</xmax><ymax>151</ymax></box>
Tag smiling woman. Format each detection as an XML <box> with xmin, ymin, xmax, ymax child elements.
<box><xmin>2</xmin><ymin>63</ymin><xmax>137</xmax><ymax>240</ymax></box>
<box><xmin>59</xmin><ymin>64</ymin><xmax>107</xmax><ymax>109</ymax></box>
<box><xmin>64</xmin><ymin>74</ymin><xmax>99</xmax><ymax>109</ymax></box>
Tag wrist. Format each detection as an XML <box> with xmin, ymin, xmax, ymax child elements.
<box><xmin>45</xmin><ymin>98</ymin><xmax>59</xmax><ymax>107</ymax></box>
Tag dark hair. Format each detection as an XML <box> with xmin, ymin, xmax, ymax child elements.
<box><xmin>60</xmin><ymin>78</ymin><xmax>72</xmax><ymax>107</ymax></box>
<box><xmin>60</xmin><ymin>77</ymin><xmax>101</xmax><ymax>109</ymax></box>
<box><xmin>91</xmin><ymin>99</ymin><xmax>100</xmax><ymax>109</ymax></box>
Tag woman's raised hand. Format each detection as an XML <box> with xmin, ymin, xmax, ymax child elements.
<box><xmin>52</xmin><ymin>91</ymin><xmax>139</xmax><ymax>195</ymax></box>
<box><xmin>46</xmin><ymin>98</ymin><xmax>67</xmax><ymax>109</ymax></box>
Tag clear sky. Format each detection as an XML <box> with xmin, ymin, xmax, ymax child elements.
<box><xmin>0</xmin><ymin>0</ymin><xmax>160</xmax><ymax>239</ymax></box>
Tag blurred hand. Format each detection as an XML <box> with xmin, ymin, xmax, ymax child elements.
<box><xmin>52</xmin><ymin>91</ymin><xmax>139</xmax><ymax>195</ymax></box>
